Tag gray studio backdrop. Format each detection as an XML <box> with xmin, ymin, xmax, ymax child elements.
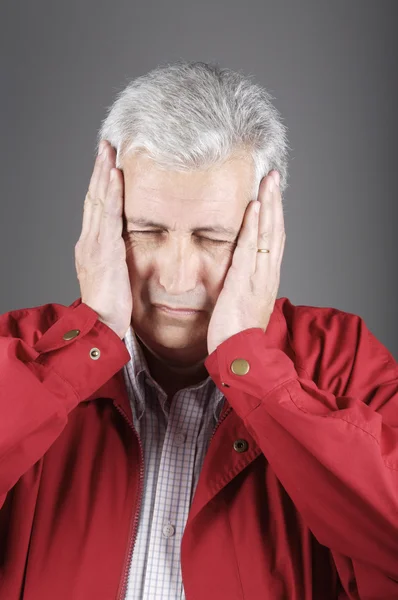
<box><xmin>1</xmin><ymin>0</ymin><xmax>397</xmax><ymax>359</ymax></box>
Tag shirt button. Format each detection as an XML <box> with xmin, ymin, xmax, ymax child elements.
<box><xmin>162</xmin><ymin>523</ymin><xmax>175</xmax><ymax>538</ymax></box>
<box><xmin>174</xmin><ymin>433</ymin><xmax>186</xmax><ymax>447</ymax></box>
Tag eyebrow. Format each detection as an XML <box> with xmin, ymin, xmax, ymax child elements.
<box><xmin>126</xmin><ymin>217</ymin><xmax>239</xmax><ymax>239</ymax></box>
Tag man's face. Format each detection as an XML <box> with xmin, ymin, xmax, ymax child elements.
<box><xmin>122</xmin><ymin>152</ymin><xmax>255</xmax><ymax>362</ymax></box>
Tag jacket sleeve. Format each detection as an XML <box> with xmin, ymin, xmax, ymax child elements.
<box><xmin>204</xmin><ymin>315</ymin><xmax>398</xmax><ymax>594</ymax></box>
<box><xmin>0</xmin><ymin>302</ymin><xmax>131</xmax><ymax>507</ymax></box>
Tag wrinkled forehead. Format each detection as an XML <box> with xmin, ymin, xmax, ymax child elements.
<box><xmin>122</xmin><ymin>151</ymin><xmax>255</xmax><ymax>214</ymax></box>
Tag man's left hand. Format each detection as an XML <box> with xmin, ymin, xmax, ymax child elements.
<box><xmin>207</xmin><ymin>170</ymin><xmax>285</xmax><ymax>355</ymax></box>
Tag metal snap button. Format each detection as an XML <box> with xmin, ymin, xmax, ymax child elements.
<box><xmin>63</xmin><ymin>329</ymin><xmax>80</xmax><ymax>341</ymax></box>
<box><xmin>233</xmin><ymin>439</ymin><xmax>249</xmax><ymax>453</ymax></box>
<box><xmin>90</xmin><ymin>348</ymin><xmax>101</xmax><ymax>360</ymax></box>
<box><xmin>230</xmin><ymin>359</ymin><xmax>250</xmax><ymax>375</ymax></box>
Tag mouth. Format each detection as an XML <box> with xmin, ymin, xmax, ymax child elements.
<box><xmin>153</xmin><ymin>304</ymin><xmax>203</xmax><ymax>317</ymax></box>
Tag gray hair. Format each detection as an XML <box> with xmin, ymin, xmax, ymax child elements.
<box><xmin>98</xmin><ymin>60</ymin><xmax>290</xmax><ymax>199</ymax></box>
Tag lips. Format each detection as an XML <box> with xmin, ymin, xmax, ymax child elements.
<box><xmin>154</xmin><ymin>304</ymin><xmax>202</xmax><ymax>316</ymax></box>
<box><xmin>156</xmin><ymin>304</ymin><xmax>200</xmax><ymax>311</ymax></box>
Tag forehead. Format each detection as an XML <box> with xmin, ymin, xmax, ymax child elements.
<box><xmin>122</xmin><ymin>152</ymin><xmax>254</xmax><ymax>208</ymax></box>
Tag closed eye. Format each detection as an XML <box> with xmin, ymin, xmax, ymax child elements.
<box><xmin>127</xmin><ymin>230</ymin><xmax>232</xmax><ymax>245</ymax></box>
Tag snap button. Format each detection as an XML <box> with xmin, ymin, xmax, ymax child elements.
<box><xmin>90</xmin><ymin>348</ymin><xmax>101</xmax><ymax>360</ymax></box>
<box><xmin>63</xmin><ymin>329</ymin><xmax>80</xmax><ymax>341</ymax></box>
<box><xmin>233</xmin><ymin>439</ymin><xmax>249</xmax><ymax>453</ymax></box>
<box><xmin>231</xmin><ymin>359</ymin><xmax>250</xmax><ymax>375</ymax></box>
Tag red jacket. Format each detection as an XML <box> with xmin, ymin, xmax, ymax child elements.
<box><xmin>0</xmin><ymin>296</ymin><xmax>397</xmax><ymax>599</ymax></box>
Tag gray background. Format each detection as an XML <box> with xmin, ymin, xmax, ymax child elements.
<box><xmin>1</xmin><ymin>0</ymin><xmax>397</xmax><ymax>359</ymax></box>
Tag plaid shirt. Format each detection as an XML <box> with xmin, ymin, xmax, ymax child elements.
<box><xmin>122</xmin><ymin>325</ymin><xmax>225</xmax><ymax>599</ymax></box>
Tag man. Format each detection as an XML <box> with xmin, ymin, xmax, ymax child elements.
<box><xmin>0</xmin><ymin>60</ymin><xmax>397</xmax><ymax>600</ymax></box>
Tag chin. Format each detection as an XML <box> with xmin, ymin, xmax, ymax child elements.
<box><xmin>135</xmin><ymin>319</ymin><xmax>207</xmax><ymax>348</ymax></box>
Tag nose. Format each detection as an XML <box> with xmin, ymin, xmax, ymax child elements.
<box><xmin>157</xmin><ymin>237</ymin><xmax>200</xmax><ymax>295</ymax></box>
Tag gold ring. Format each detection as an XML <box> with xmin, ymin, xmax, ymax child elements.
<box><xmin>257</xmin><ymin>248</ymin><xmax>270</xmax><ymax>253</ymax></box>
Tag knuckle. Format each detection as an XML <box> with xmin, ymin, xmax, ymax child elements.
<box><xmin>92</xmin><ymin>197</ymin><xmax>104</xmax><ymax>208</ymax></box>
<box><xmin>85</xmin><ymin>192</ymin><xmax>103</xmax><ymax>207</ymax></box>
<box><xmin>259</xmin><ymin>232</ymin><xmax>271</xmax><ymax>243</ymax></box>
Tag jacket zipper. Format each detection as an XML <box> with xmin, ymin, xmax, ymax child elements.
<box><xmin>114</xmin><ymin>403</ymin><xmax>145</xmax><ymax>600</ymax></box>
<box><xmin>209</xmin><ymin>402</ymin><xmax>233</xmax><ymax>446</ymax></box>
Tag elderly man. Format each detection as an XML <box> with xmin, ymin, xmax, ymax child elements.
<box><xmin>0</xmin><ymin>60</ymin><xmax>397</xmax><ymax>600</ymax></box>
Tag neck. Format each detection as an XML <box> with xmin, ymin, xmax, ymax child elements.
<box><xmin>135</xmin><ymin>332</ymin><xmax>208</xmax><ymax>392</ymax></box>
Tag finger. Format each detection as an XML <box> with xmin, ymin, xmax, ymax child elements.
<box><xmin>98</xmin><ymin>168</ymin><xmax>125</xmax><ymax>244</ymax></box>
<box><xmin>247</xmin><ymin>174</ymin><xmax>274</xmax><ymax>281</ymax></box>
<box><xmin>230</xmin><ymin>197</ymin><xmax>261</xmax><ymax>277</ymax></box>
<box><xmin>268</xmin><ymin>173</ymin><xmax>285</xmax><ymax>266</ymax></box>
<box><xmin>80</xmin><ymin>141</ymin><xmax>106</xmax><ymax>238</ymax></box>
<box><xmin>256</xmin><ymin>172</ymin><xmax>285</xmax><ymax>290</ymax></box>
<box><xmin>89</xmin><ymin>143</ymin><xmax>116</xmax><ymax>240</ymax></box>
<box><xmin>276</xmin><ymin>232</ymin><xmax>286</xmax><ymax>275</ymax></box>
<box><xmin>256</xmin><ymin>174</ymin><xmax>274</xmax><ymax>258</ymax></box>
<box><xmin>272</xmin><ymin>170</ymin><xmax>280</xmax><ymax>187</ymax></box>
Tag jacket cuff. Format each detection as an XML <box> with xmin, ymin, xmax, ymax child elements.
<box><xmin>31</xmin><ymin>302</ymin><xmax>131</xmax><ymax>409</ymax></box>
<box><xmin>204</xmin><ymin>328</ymin><xmax>298</xmax><ymax>421</ymax></box>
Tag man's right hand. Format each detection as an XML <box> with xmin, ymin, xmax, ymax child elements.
<box><xmin>75</xmin><ymin>140</ymin><xmax>133</xmax><ymax>340</ymax></box>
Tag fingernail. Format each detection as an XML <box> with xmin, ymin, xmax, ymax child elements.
<box><xmin>273</xmin><ymin>171</ymin><xmax>280</xmax><ymax>186</ymax></box>
<box><xmin>99</xmin><ymin>141</ymin><xmax>106</xmax><ymax>155</ymax></box>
